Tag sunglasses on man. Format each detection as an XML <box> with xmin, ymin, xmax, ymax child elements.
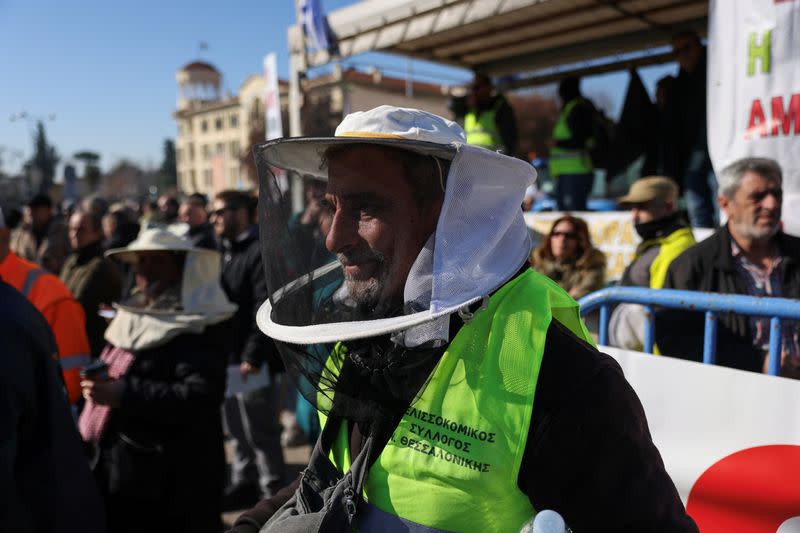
<box><xmin>210</xmin><ymin>206</ymin><xmax>235</xmax><ymax>218</ymax></box>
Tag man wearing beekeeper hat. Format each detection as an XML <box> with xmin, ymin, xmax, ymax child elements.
<box><xmin>229</xmin><ymin>106</ymin><xmax>697</xmax><ymax>532</ymax></box>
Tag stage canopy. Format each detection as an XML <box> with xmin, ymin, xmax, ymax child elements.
<box><xmin>303</xmin><ymin>0</ymin><xmax>708</xmax><ymax>83</ymax></box>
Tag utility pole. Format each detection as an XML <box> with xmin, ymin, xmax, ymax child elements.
<box><xmin>288</xmin><ymin>0</ymin><xmax>307</xmax><ymax>213</ymax></box>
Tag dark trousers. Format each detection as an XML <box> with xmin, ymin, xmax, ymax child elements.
<box><xmin>555</xmin><ymin>172</ymin><xmax>594</xmax><ymax>211</ymax></box>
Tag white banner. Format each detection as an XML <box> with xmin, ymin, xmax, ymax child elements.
<box><xmin>708</xmin><ymin>0</ymin><xmax>800</xmax><ymax>236</ymax></box>
<box><xmin>603</xmin><ymin>346</ymin><xmax>800</xmax><ymax>531</ymax></box>
<box><xmin>263</xmin><ymin>52</ymin><xmax>283</xmax><ymax>141</ymax></box>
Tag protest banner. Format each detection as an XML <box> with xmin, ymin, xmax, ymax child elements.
<box><xmin>604</xmin><ymin>346</ymin><xmax>800</xmax><ymax>531</ymax></box>
<box><xmin>708</xmin><ymin>0</ymin><xmax>800</xmax><ymax>236</ymax></box>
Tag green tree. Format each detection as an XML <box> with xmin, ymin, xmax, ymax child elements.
<box><xmin>159</xmin><ymin>139</ymin><xmax>177</xmax><ymax>189</ymax></box>
<box><xmin>27</xmin><ymin>121</ymin><xmax>59</xmax><ymax>193</ymax></box>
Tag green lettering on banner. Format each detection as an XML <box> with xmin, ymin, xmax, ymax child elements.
<box><xmin>747</xmin><ymin>30</ymin><xmax>771</xmax><ymax>77</ymax></box>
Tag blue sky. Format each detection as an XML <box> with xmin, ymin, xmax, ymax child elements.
<box><xmin>0</xmin><ymin>0</ymin><xmax>676</xmax><ymax>177</ymax></box>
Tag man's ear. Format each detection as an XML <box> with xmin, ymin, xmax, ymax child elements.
<box><xmin>717</xmin><ymin>195</ymin><xmax>731</xmax><ymax>218</ymax></box>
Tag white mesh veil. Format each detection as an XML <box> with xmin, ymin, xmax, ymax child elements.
<box><xmin>253</xmin><ymin>108</ymin><xmax>535</xmax><ymax>423</ymax></box>
<box><xmin>255</xmin><ymin>143</ymin><xmax>535</xmax><ymax>345</ymax></box>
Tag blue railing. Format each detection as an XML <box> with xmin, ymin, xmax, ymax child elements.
<box><xmin>578</xmin><ymin>287</ymin><xmax>800</xmax><ymax>376</ymax></box>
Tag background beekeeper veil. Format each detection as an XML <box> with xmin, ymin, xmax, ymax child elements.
<box><xmin>254</xmin><ymin>106</ymin><xmax>536</xmax><ymax>421</ymax></box>
<box><xmin>104</xmin><ymin>228</ymin><xmax>237</xmax><ymax>351</ymax></box>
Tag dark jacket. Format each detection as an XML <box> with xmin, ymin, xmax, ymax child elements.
<box><xmin>96</xmin><ymin>325</ymin><xmax>228</xmax><ymax>533</ymax></box>
<box><xmin>662</xmin><ymin>50</ymin><xmax>708</xmax><ymax>182</ymax></box>
<box><xmin>0</xmin><ymin>279</ymin><xmax>105</xmax><ymax>533</ymax></box>
<box><xmin>656</xmin><ymin>225</ymin><xmax>800</xmax><ymax>372</ymax></box>
<box><xmin>60</xmin><ymin>240</ymin><xmax>123</xmax><ymax>358</ymax></box>
<box><xmin>187</xmin><ymin>223</ymin><xmax>217</xmax><ymax>250</ymax></box>
<box><xmin>555</xmin><ymin>97</ymin><xmax>595</xmax><ymax>151</ymax></box>
<box><xmin>220</xmin><ymin>225</ymin><xmax>282</xmax><ymax>372</ymax></box>
<box><xmin>470</xmin><ymin>94</ymin><xmax>518</xmax><ymax>156</ymax></box>
<box><xmin>230</xmin><ymin>317</ymin><xmax>696</xmax><ymax>533</ymax></box>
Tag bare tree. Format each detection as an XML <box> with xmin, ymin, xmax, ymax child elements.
<box><xmin>507</xmin><ymin>93</ymin><xmax>560</xmax><ymax>159</ymax></box>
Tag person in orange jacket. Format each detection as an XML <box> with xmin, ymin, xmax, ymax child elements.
<box><xmin>0</xmin><ymin>207</ymin><xmax>90</xmax><ymax>404</ymax></box>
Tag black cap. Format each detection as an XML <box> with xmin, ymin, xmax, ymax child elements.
<box><xmin>26</xmin><ymin>193</ymin><xmax>53</xmax><ymax>209</ymax></box>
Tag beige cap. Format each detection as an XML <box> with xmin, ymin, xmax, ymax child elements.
<box><xmin>617</xmin><ymin>176</ymin><xmax>679</xmax><ymax>207</ymax></box>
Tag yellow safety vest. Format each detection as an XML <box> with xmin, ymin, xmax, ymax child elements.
<box><xmin>641</xmin><ymin>226</ymin><xmax>697</xmax><ymax>290</ymax></box>
<box><xmin>464</xmin><ymin>99</ymin><xmax>504</xmax><ymax>150</ymax></box>
<box><xmin>322</xmin><ymin>270</ymin><xmax>594</xmax><ymax>532</ymax></box>
<box><xmin>550</xmin><ymin>98</ymin><xmax>593</xmax><ymax>177</ymax></box>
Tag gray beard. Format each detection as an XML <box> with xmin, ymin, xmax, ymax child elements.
<box><xmin>339</xmin><ymin>248</ymin><xmax>389</xmax><ymax>309</ymax></box>
<box><xmin>733</xmin><ymin>220</ymin><xmax>779</xmax><ymax>241</ymax></box>
<box><xmin>345</xmin><ymin>275</ymin><xmax>383</xmax><ymax>308</ymax></box>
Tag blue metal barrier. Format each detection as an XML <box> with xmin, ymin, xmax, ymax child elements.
<box><xmin>578</xmin><ymin>287</ymin><xmax>800</xmax><ymax>376</ymax></box>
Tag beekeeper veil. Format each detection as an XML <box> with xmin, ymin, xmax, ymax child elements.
<box><xmin>104</xmin><ymin>228</ymin><xmax>237</xmax><ymax>351</ymax></box>
<box><xmin>255</xmin><ymin>106</ymin><xmax>536</xmax><ymax>423</ymax></box>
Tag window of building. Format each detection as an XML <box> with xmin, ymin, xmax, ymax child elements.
<box><xmin>229</xmin><ymin>140</ymin><xmax>240</xmax><ymax>157</ymax></box>
<box><xmin>176</xmin><ymin>148</ymin><xmax>182</xmax><ymax>163</ymax></box>
<box><xmin>188</xmin><ymin>143</ymin><xmax>195</xmax><ymax>159</ymax></box>
<box><xmin>216</xmin><ymin>143</ymin><xmax>224</xmax><ymax>156</ymax></box>
<box><xmin>230</xmin><ymin>114</ymin><xmax>239</xmax><ymax>128</ymax></box>
<box><xmin>215</xmin><ymin>117</ymin><xmax>223</xmax><ymax>130</ymax></box>
<box><xmin>190</xmin><ymin>170</ymin><xmax>196</xmax><ymax>187</ymax></box>
<box><xmin>204</xmin><ymin>169</ymin><xmax>212</xmax><ymax>187</ymax></box>
<box><xmin>203</xmin><ymin>144</ymin><xmax>210</xmax><ymax>160</ymax></box>
<box><xmin>201</xmin><ymin>120</ymin><xmax>208</xmax><ymax>133</ymax></box>
<box><xmin>229</xmin><ymin>167</ymin><xmax>239</xmax><ymax>186</ymax></box>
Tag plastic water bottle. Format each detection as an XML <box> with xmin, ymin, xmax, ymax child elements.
<box><xmin>519</xmin><ymin>510</ymin><xmax>568</xmax><ymax>533</ymax></box>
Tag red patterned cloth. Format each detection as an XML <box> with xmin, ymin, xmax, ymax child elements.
<box><xmin>78</xmin><ymin>344</ymin><xmax>135</xmax><ymax>443</ymax></box>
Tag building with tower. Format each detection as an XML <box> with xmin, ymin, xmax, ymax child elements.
<box><xmin>173</xmin><ymin>60</ymin><xmax>455</xmax><ymax>197</ymax></box>
<box><xmin>173</xmin><ymin>61</ymin><xmax>287</xmax><ymax>196</ymax></box>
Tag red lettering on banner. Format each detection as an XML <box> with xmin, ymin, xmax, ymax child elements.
<box><xmin>746</xmin><ymin>95</ymin><xmax>800</xmax><ymax>140</ymax></box>
<box><xmin>686</xmin><ymin>445</ymin><xmax>800</xmax><ymax>532</ymax></box>
<box><xmin>770</xmin><ymin>94</ymin><xmax>800</xmax><ymax>136</ymax></box>
<box><xmin>746</xmin><ymin>99</ymin><xmax>769</xmax><ymax>139</ymax></box>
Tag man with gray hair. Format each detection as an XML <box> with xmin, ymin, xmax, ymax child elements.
<box><xmin>657</xmin><ymin>157</ymin><xmax>800</xmax><ymax>377</ymax></box>
<box><xmin>61</xmin><ymin>209</ymin><xmax>123</xmax><ymax>358</ymax></box>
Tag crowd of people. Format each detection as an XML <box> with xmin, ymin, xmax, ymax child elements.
<box><xmin>531</xmin><ymin>159</ymin><xmax>799</xmax><ymax>378</ymax></box>
<box><xmin>0</xmin><ymin>188</ymin><xmax>310</xmax><ymax>531</ymax></box>
<box><xmin>1</xmin><ymin>100</ymin><xmax>796</xmax><ymax>531</ymax></box>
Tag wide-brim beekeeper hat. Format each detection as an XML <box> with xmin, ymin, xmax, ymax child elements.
<box><xmin>258</xmin><ymin>105</ymin><xmax>462</xmax><ymax>181</ymax></box>
<box><xmin>105</xmin><ymin>228</ymin><xmax>236</xmax><ymax>318</ymax></box>
<box><xmin>253</xmin><ymin>105</ymin><xmax>537</xmax><ymax>346</ymax></box>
